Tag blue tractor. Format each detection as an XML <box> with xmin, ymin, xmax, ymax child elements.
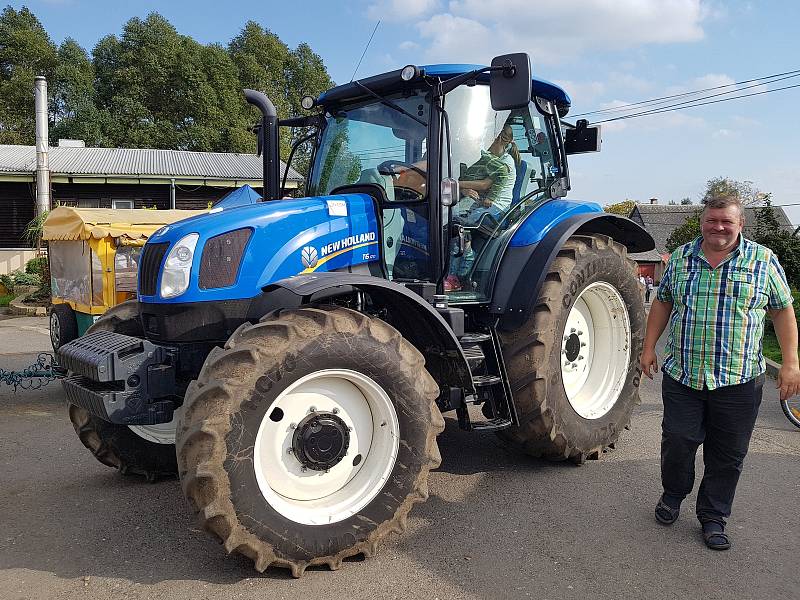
<box><xmin>59</xmin><ymin>54</ymin><xmax>654</xmax><ymax>576</ymax></box>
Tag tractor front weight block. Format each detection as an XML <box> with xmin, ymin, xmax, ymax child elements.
<box><xmin>59</xmin><ymin>330</ymin><xmax>177</xmax><ymax>426</ymax></box>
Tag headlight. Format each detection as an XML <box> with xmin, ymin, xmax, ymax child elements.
<box><xmin>160</xmin><ymin>233</ymin><xmax>199</xmax><ymax>299</ymax></box>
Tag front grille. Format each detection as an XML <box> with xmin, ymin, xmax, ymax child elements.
<box><xmin>199</xmin><ymin>228</ymin><xmax>252</xmax><ymax>289</ymax></box>
<box><xmin>139</xmin><ymin>242</ymin><xmax>169</xmax><ymax>296</ymax></box>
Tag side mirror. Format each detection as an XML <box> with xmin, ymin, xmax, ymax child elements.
<box><xmin>490</xmin><ymin>53</ymin><xmax>532</xmax><ymax>110</ymax></box>
<box><xmin>565</xmin><ymin>120</ymin><xmax>602</xmax><ymax>154</ymax></box>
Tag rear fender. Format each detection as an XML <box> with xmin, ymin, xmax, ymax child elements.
<box><xmin>258</xmin><ymin>273</ymin><xmax>473</xmax><ymax>394</ymax></box>
<box><xmin>491</xmin><ymin>213</ymin><xmax>654</xmax><ymax>331</ymax></box>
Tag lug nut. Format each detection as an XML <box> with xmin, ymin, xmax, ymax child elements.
<box><xmin>581</xmin><ymin>342</ymin><xmax>586</xmax><ymax>347</ymax></box>
<box><xmin>287</xmin><ymin>447</ymin><xmax>294</xmax><ymax>454</ymax></box>
<box><xmin>332</xmin><ymin>407</ymin><xmax>339</xmax><ymax>414</ymax></box>
<box><xmin>289</xmin><ymin>423</ymin><xmax>297</xmax><ymax>429</ymax></box>
<box><xmin>309</xmin><ymin>406</ymin><xmax>317</xmax><ymax>413</ymax></box>
<box><xmin>570</xmin><ymin>328</ymin><xmax>576</xmax><ymax>333</ymax></box>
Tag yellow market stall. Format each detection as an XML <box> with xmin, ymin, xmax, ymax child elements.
<box><xmin>43</xmin><ymin>206</ymin><xmax>204</xmax><ymax>350</ymax></box>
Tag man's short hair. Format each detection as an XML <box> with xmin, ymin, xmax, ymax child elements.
<box><xmin>702</xmin><ymin>195</ymin><xmax>744</xmax><ymax>220</ymax></box>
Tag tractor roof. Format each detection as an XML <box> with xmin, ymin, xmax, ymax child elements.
<box><xmin>318</xmin><ymin>63</ymin><xmax>571</xmax><ymax>112</ymax></box>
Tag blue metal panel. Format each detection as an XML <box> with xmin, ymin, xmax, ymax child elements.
<box><xmin>509</xmin><ymin>200</ymin><xmax>603</xmax><ymax>247</ymax></box>
<box><xmin>139</xmin><ymin>194</ymin><xmax>380</xmax><ymax>304</ymax></box>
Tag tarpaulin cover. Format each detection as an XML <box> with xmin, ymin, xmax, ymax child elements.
<box><xmin>42</xmin><ymin>206</ymin><xmax>203</xmax><ymax>243</ymax></box>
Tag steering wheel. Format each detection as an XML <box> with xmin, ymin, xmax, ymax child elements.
<box><xmin>377</xmin><ymin>159</ymin><xmax>426</xmax><ymax>178</ymax></box>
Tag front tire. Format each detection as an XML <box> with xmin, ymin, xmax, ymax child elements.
<box><xmin>177</xmin><ymin>305</ymin><xmax>443</xmax><ymax>576</ymax></box>
<box><xmin>499</xmin><ymin>235</ymin><xmax>645</xmax><ymax>463</ymax></box>
<box><xmin>67</xmin><ymin>300</ymin><xmax>178</xmax><ymax>479</ymax></box>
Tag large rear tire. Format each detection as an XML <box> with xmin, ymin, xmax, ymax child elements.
<box><xmin>177</xmin><ymin>305</ymin><xmax>443</xmax><ymax>576</ymax></box>
<box><xmin>499</xmin><ymin>235</ymin><xmax>645</xmax><ymax>463</ymax></box>
<box><xmin>67</xmin><ymin>300</ymin><xmax>178</xmax><ymax>479</ymax></box>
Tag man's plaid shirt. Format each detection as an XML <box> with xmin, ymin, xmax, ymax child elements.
<box><xmin>656</xmin><ymin>235</ymin><xmax>793</xmax><ymax>390</ymax></box>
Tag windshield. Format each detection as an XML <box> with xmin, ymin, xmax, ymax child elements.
<box><xmin>308</xmin><ymin>92</ymin><xmax>430</xmax><ymax>197</ymax></box>
<box><xmin>308</xmin><ymin>92</ymin><xmax>433</xmax><ymax>281</ymax></box>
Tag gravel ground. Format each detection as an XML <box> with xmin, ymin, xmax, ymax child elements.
<box><xmin>0</xmin><ymin>316</ymin><xmax>798</xmax><ymax>600</ymax></box>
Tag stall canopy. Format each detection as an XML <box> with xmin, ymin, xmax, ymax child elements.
<box><xmin>215</xmin><ymin>184</ymin><xmax>261</xmax><ymax>209</ymax></box>
<box><xmin>43</xmin><ymin>206</ymin><xmax>203</xmax><ymax>244</ymax></box>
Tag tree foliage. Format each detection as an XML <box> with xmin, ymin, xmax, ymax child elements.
<box><xmin>702</xmin><ymin>176</ymin><xmax>766</xmax><ymax>206</ymax></box>
<box><xmin>0</xmin><ymin>9</ymin><xmax>333</xmax><ymax>173</ymax></box>
<box><xmin>0</xmin><ymin>6</ymin><xmax>57</xmax><ymax>143</ymax></box>
<box><xmin>665</xmin><ymin>209</ymin><xmax>702</xmax><ymax>253</ymax></box>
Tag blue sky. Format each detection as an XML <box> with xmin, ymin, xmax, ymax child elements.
<box><xmin>12</xmin><ymin>0</ymin><xmax>800</xmax><ymax>226</ymax></box>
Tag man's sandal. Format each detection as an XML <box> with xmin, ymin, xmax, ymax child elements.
<box><xmin>654</xmin><ymin>499</ymin><xmax>680</xmax><ymax>525</ymax></box>
<box><xmin>702</xmin><ymin>524</ymin><xmax>731</xmax><ymax>550</ymax></box>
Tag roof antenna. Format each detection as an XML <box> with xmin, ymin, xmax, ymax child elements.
<box><xmin>350</xmin><ymin>20</ymin><xmax>381</xmax><ymax>82</ymax></box>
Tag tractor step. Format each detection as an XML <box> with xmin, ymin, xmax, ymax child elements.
<box><xmin>472</xmin><ymin>374</ymin><xmax>501</xmax><ymax>387</ymax></box>
<box><xmin>471</xmin><ymin>418</ymin><xmax>513</xmax><ymax>431</ymax></box>
<box><xmin>460</xmin><ymin>332</ymin><xmax>491</xmax><ymax>345</ymax></box>
<box><xmin>461</xmin><ymin>345</ymin><xmax>485</xmax><ymax>369</ymax></box>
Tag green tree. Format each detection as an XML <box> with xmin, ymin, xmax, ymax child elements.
<box><xmin>702</xmin><ymin>177</ymin><xmax>766</xmax><ymax>206</ymax></box>
<box><xmin>680</xmin><ymin>197</ymin><xmax>693</xmax><ymax>205</ymax></box>
<box><xmin>229</xmin><ymin>22</ymin><xmax>333</xmax><ymax>169</ymax></box>
<box><xmin>50</xmin><ymin>38</ymin><xmax>105</xmax><ymax>144</ymax></box>
<box><xmin>603</xmin><ymin>199</ymin><xmax>636</xmax><ymax>216</ymax></box>
<box><xmin>665</xmin><ymin>209</ymin><xmax>702</xmax><ymax>253</ymax></box>
<box><xmin>0</xmin><ymin>6</ymin><xmax>58</xmax><ymax>143</ymax></box>
<box><xmin>752</xmin><ymin>199</ymin><xmax>800</xmax><ymax>288</ymax></box>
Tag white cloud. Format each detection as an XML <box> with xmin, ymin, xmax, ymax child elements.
<box><xmin>367</xmin><ymin>0</ymin><xmax>441</xmax><ymax>22</ymax></box>
<box><xmin>712</xmin><ymin>128</ymin><xmax>738</xmax><ymax>139</ymax></box>
<box><xmin>414</xmin><ymin>0</ymin><xmax>707</xmax><ymax>65</ymax></box>
<box><xmin>398</xmin><ymin>40</ymin><xmax>420</xmax><ymax>51</ymax></box>
<box><xmin>553</xmin><ymin>79</ymin><xmax>606</xmax><ymax>105</ymax></box>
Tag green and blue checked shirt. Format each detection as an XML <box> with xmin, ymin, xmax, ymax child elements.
<box><xmin>657</xmin><ymin>235</ymin><xmax>793</xmax><ymax>390</ymax></box>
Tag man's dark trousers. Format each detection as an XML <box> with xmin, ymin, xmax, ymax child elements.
<box><xmin>660</xmin><ymin>373</ymin><xmax>764</xmax><ymax>525</ymax></box>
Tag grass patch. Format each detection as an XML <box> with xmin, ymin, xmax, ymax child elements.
<box><xmin>763</xmin><ymin>288</ymin><xmax>800</xmax><ymax>365</ymax></box>
<box><xmin>0</xmin><ymin>294</ymin><xmax>15</xmax><ymax>307</ymax></box>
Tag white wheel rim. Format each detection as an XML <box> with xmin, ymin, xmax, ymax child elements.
<box><xmin>129</xmin><ymin>417</ymin><xmax>176</xmax><ymax>444</ymax></box>
<box><xmin>561</xmin><ymin>282</ymin><xmax>631</xmax><ymax>420</ymax></box>
<box><xmin>253</xmin><ymin>369</ymin><xmax>400</xmax><ymax>526</ymax></box>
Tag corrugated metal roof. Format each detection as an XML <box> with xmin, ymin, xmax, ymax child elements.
<box><xmin>0</xmin><ymin>144</ymin><xmax>303</xmax><ymax>181</ymax></box>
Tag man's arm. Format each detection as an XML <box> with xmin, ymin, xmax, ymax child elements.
<box><xmin>769</xmin><ymin>305</ymin><xmax>800</xmax><ymax>400</ymax></box>
<box><xmin>640</xmin><ymin>299</ymin><xmax>673</xmax><ymax>379</ymax></box>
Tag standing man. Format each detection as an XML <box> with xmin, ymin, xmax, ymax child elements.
<box><xmin>640</xmin><ymin>195</ymin><xmax>800</xmax><ymax>550</ymax></box>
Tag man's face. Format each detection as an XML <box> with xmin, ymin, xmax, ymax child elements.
<box><xmin>701</xmin><ymin>205</ymin><xmax>744</xmax><ymax>251</ymax></box>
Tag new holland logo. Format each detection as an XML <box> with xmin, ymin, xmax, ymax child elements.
<box><xmin>301</xmin><ymin>246</ymin><xmax>318</xmax><ymax>269</ymax></box>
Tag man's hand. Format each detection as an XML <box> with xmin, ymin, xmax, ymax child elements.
<box><xmin>640</xmin><ymin>347</ymin><xmax>659</xmax><ymax>379</ymax></box>
<box><xmin>776</xmin><ymin>363</ymin><xmax>800</xmax><ymax>401</ymax></box>
<box><xmin>482</xmin><ymin>198</ymin><xmax>493</xmax><ymax>208</ymax></box>
<box><xmin>463</xmin><ymin>188</ymin><xmax>479</xmax><ymax>200</ymax></box>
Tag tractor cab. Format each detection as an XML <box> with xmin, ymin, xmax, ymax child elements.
<box><xmin>275</xmin><ymin>55</ymin><xmax>587</xmax><ymax>302</ymax></box>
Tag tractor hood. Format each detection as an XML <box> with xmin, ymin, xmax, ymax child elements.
<box><xmin>138</xmin><ymin>194</ymin><xmax>380</xmax><ymax>304</ymax></box>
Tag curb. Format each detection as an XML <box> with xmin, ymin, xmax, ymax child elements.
<box><xmin>9</xmin><ymin>297</ymin><xmax>48</xmax><ymax>317</ymax></box>
<box><xmin>765</xmin><ymin>357</ymin><xmax>781</xmax><ymax>380</ymax></box>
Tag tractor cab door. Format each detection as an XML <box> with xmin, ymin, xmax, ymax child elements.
<box><xmin>307</xmin><ymin>93</ymin><xmax>434</xmax><ymax>281</ymax></box>
<box><xmin>443</xmin><ymin>85</ymin><xmax>562</xmax><ymax>301</ymax></box>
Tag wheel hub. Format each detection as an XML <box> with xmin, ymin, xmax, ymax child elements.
<box><xmin>292</xmin><ymin>412</ymin><xmax>351</xmax><ymax>471</ymax></box>
<box><xmin>564</xmin><ymin>332</ymin><xmax>581</xmax><ymax>362</ymax></box>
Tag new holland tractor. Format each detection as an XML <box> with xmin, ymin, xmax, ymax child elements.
<box><xmin>58</xmin><ymin>53</ymin><xmax>654</xmax><ymax>576</ymax></box>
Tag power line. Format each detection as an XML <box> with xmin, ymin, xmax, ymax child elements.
<box><xmin>571</xmin><ymin>68</ymin><xmax>800</xmax><ymax>118</ymax></box>
<box><xmin>591</xmin><ymin>82</ymin><xmax>800</xmax><ymax>124</ymax></box>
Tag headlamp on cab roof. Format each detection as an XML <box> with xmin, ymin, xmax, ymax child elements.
<box><xmin>300</xmin><ymin>95</ymin><xmax>316</xmax><ymax>110</ymax></box>
<box><xmin>400</xmin><ymin>65</ymin><xmax>419</xmax><ymax>82</ymax></box>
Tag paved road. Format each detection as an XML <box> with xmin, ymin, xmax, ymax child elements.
<box><xmin>1</xmin><ymin>316</ymin><xmax>798</xmax><ymax>599</ymax></box>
